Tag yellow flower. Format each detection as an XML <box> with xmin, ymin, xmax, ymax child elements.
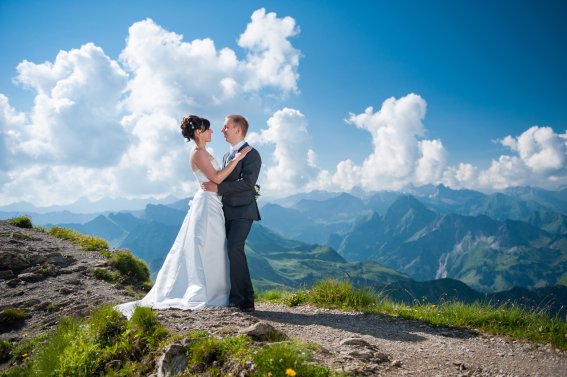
<box><xmin>285</xmin><ymin>368</ymin><xmax>297</xmax><ymax>376</ymax></box>
<box><xmin>21</xmin><ymin>353</ymin><xmax>28</xmax><ymax>358</ymax></box>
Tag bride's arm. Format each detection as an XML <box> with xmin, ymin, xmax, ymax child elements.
<box><xmin>192</xmin><ymin>147</ymin><xmax>251</xmax><ymax>184</ymax></box>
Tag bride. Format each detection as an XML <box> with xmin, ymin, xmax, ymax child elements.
<box><xmin>116</xmin><ymin>115</ymin><xmax>250</xmax><ymax>318</ymax></box>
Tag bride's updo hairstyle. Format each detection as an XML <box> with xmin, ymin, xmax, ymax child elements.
<box><xmin>180</xmin><ymin>115</ymin><xmax>211</xmax><ymax>142</ymax></box>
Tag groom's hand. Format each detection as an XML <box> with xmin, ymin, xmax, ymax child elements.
<box><xmin>201</xmin><ymin>181</ymin><xmax>218</xmax><ymax>192</ymax></box>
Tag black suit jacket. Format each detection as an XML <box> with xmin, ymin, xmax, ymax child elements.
<box><xmin>218</xmin><ymin>143</ymin><xmax>261</xmax><ymax>221</ymax></box>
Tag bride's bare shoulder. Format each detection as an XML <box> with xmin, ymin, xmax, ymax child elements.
<box><xmin>191</xmin><ymin>148</ymin><xmax>214</xmax><ymax>170</ymax></box>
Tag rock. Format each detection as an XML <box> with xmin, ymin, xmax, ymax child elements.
<box><xmin>7</xmin><ymin>278</ymin><xmax>21</xmax><ymax>287</ymax></box>
<box><xmin>47</xmin><ymin>253</ymin><xmax>73</xmax><ymax>267</ymax></box>
<box><xmin>391</xmin><ymin>359</ymin><xmax>402</xmax><ymax>367</ymax></box>
<box><xmin>0</xmin><ymin>270</ymin><xmax>15</xmax><ymax>280</ymax></box>
<box><xmin>65</xmin><ymin>278</ymin><xmax>82</xmax><ymax>286</ymax></box>
<box><xmin>238</xmin><ymin>321</ymin><xmax>287</xmax><ymax>341</ymax></box>
<box><xmin>59</xmin><ymin>287</ymin><xmax>74</xmax><ymax>295</ymax></box>
<box><xmin>374</xmin><ymin>352</ymin><xmax>390</xmax><ymax>363</ymax></box>
<box><xmin>348</xmin><ymin>349</ymin><xmax>374</xmax><ymax>361</ymax></box>
<box><xmin>339</xmin><ymin>337</ymin><xmax>370</xmax><ymax>347</ymax></box>
<box><xmin>154</xmin><ymin>340</ymin><xmax>189</xmax><ymax>377</ymax></box>
<box><xmin>18</xmin><ymin>272</ymin><xmax>47</xmax><ymax>283</ymax></box>
<box><xmin>0</xmin><ymin>251</ymin><xmax>29</xmax><ymax>272</ymax></box>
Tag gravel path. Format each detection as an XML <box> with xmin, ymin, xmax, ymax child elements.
<box><xmin>156</xmin><ymin>303</ymin><xmax>567</xmax><ymax>376</ymax></box>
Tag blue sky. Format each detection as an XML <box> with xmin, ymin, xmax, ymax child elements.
<box><xmin>1</xmin><ymin>0</ymin><xmax>566</xmax><ymax>206</ymax></box>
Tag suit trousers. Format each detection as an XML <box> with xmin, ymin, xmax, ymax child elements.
<box><xmin>225</xmin><ymin>218</ymin><xmax>254</xmax><ymax>308</ymax></box>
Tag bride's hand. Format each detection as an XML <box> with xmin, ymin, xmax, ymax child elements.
<box><xmin>234</xmin><ymin>146</ymin><xmax>252</xmax><ymax>162</ymax></box>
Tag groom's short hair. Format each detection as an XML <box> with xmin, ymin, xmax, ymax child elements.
<box><xmin>227</xmin><ymin>115</ymin><xmax>249</xmax><ymax>136</ymax></box>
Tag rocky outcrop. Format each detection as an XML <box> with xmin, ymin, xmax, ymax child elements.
<box><xmin>0</xmin><ymin>221</ymin><xmax>134</xmax><ymax>339</ymax></box>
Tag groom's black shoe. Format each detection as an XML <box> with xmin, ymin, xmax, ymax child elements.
<box><xmin>240</xmin><ymin>305</ymin><xmax>255</xmax><ymax>313</ymax></box>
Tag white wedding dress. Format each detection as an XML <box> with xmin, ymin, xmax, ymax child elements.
<box><xmin>116</xmin><ymin>158</ymin><xmax>230</xmax><ymax>318</ymax></box>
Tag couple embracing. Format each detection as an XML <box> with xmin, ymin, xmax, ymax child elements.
<box><xmin>117</xmin><ymin>114</ymin><xmax>260</xmax><ymax>318</ymax></box>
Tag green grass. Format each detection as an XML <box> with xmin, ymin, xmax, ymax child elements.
<box><xmin>183</xmin><ymin>331</ymin><xmax>336</xmax><ymax>376</ymax></box>
<box><xmin>107</xmin><ymin>250</ymin><xmax>151</xmax><ymax>288</ymax></box>
<box><xmin>48</xmin><ymin>226</ymin><xmax>109</xmax><ymax>251</ymax></box>
<box><xmin>258</xmin><ymin>279</ymin><xmax>567</xmax><ymax>350</ymax></box>
<box><xmin>91</xmin><ymin>268</ymin><xmax>119</xmax><ymax>283</ymax></box>
<box><xmin>2</xmin><ymin>305</ymin><xmax>169</xmax><ymax>376</ymax></box>
<box><xmin>7</xmin><ymin>216</ymin><xmax>33</xmax><ymax>229</ymax></box>
<box><xmin>0</xmin><ymin>307</ymin><xmax>27</xmax><ymax>325</ymax></box>
<box><xmin>0</xmin><ymin>339</ymin><xmax>12</xmax><ymax>363</ymax></box>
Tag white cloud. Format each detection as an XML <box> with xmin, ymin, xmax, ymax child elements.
<box><xmin>14</xmin><ymin>43</ymin><xmax>130</xmax><ymax>166</ymax></box>
<box><xmin>513</xmin><ymin>126</ymin><xmax>566</xmax><ymax>173</ymax></box>
<box><xmin>248</xmin><ymin>108</ymin><xmax>317</xmax><ymax>194</ymax></box>
<box><xmin>443</xmin><ymin>126</ymin><xmax>567</xmax><ymax>191</ymax></box>
<box><xmin>238</xmin><ymin>8</ymin><xmax>301</xmax><ymax>94</ymax></box>
<box><xmin>0</xmin><ymin>10</ymin><xmax>303</xmax><ymax>206</ymax></box>
<box><xmin>312</xmin><ymin>93</ymin><xmax>447</xmax><ymax>192</ymax></box>
<box><xmin>0</xmin><ymin>94</ymin><xmax>27</xmax><ymax>171</ymax></box>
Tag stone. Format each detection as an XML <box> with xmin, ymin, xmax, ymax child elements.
<box><xmin>348</xmin><ymin>349</ymin><xmax>374</xmax><ymax>361</ymax></box>
<box><xmin>0</xmin><ymin>252</ymin><xmax>29</xmax><ymax>272</ymax></box>
<box><xmin>391</xmin><ymin>360</ymin><xmax>402</xmax><ymax>367</ymax></box>
<box><xmin>374</xmin><ymin>352</ymin><xmax>390</xmax><ymax>363</ymax></box>
<box><xmin>0</xmin><ymin>270</ymin><xmax>15</xmax><ymax>280</ymax></box>
<box><xmin>7</xmin><ymin>278</ymin><xmax>21</xmax><ymax>287</ymax></box>
<box><xmin>48</xmin><ymin>253</ymin><xmax>73</xmax><ymax>267</ymax></box>
<box><xmin>18</xmin><ymin>272</ymin><xmax>47</xmax><ymax>283</ymax></box>
<box><xmin>238</xmin><ymin>321</ymin><xmax>287</xmax><ymax>341</ymax></box>
<box><xmin>154</xmin><ymin>340</ymin><xmax>189</xmax><ymax>377</ymax></box>
<box><xmin>59</xmin><ymin>287</ymin><xmax>74</xmax><ymax>295</ymax></box>
<box><xmin>339</xmin><ymin>337</ymin><xmax>371</xmax><ymax>347</ymax></box>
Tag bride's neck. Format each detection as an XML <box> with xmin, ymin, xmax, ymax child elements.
<box><xmin>194</xmin><ymin>139</ymin><xmax>207</xmax><ymax>149</ymax></box>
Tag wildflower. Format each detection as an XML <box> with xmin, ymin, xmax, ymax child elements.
<box><xmin>21</xmin><ymin>353</ymin><xmax>28</xmax><ymax>358</ymax></box>
<box><xmin>285</xmin><ymin>368</ymin><xmax>297</xmax><ymax>376</ymax></box>
<box><xmin>22</xmin><ymin>332</ymin><xmax>28</xmax><ymax>337</ymax></box>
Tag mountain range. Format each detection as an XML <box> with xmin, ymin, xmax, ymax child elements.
<box><xmin>1</xmin><ymin>185</ymin><xmax>566</xmax><ymax>315</ymax></box>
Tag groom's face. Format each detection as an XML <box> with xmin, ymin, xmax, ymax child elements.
<box><xmin>222</xmin><ymin>118</ymin><xmax>240</xmax><ymax>145</ymax></box>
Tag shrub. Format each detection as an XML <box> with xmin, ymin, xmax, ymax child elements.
<box><xmin>7</xmin><ymin>216</ymin><xmax>33</xmax><ymax>229</ymax></box>
<box><xmin>129</xmin><ymin>306</ymin><xmax>169</xmax><ymax>350</ymax></box>
<box><xmin>0</xmin><ymin>307</ymin><xmax>27</xmax><ymax>325</ymax></box>
<box><xmin>108</xmin><ymin>250</ymin><xmax>151</xmax><ymax>287</ymax></box>
<box><xmin>91</xmin><ymin>268</ymin><xmax>118</xmax><ymax>283</ymax></box>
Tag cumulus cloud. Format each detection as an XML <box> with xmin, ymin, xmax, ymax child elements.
<box><xmin>14</xmin><ymin>43</ymin><xmax>130</xmax><ymax>166</ymax></box>
<box><xmin>311</xmin><ymin>94</ymin><xmax>447</xmax><ymax>192</ymax></box>
<box><xmin>0</xmin><ymin>9</ymin><xmax>302</xmax><ymax>206</ymax></box>
<box><xmin>443</xmin><ymin>126</ymin><xmax>567</xmax><ymax>190</ymax></box>
<box><xmin>238</xmin><ymin>8</ymin><xmax>301</xmax><ymax>94</ymax></box>
<box><xmin>121</xmin><ymin>9</ymin><xmax>300</xmax><ymax>117</ymax></box>
<box><xmin>248</xmin><ymin>108</ymin><xmax>317</xmax><ymax>194</ymax></box>
<box><xmin>0</xmin><ymin>94</ymin><xmax>27</xmax><ymax>171</ymax></box>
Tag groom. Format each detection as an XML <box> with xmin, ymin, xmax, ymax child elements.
<box><xmin>202</xmin><ymin>114</ymin><xmax>261</xmax><ymax>312</ymax></box>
